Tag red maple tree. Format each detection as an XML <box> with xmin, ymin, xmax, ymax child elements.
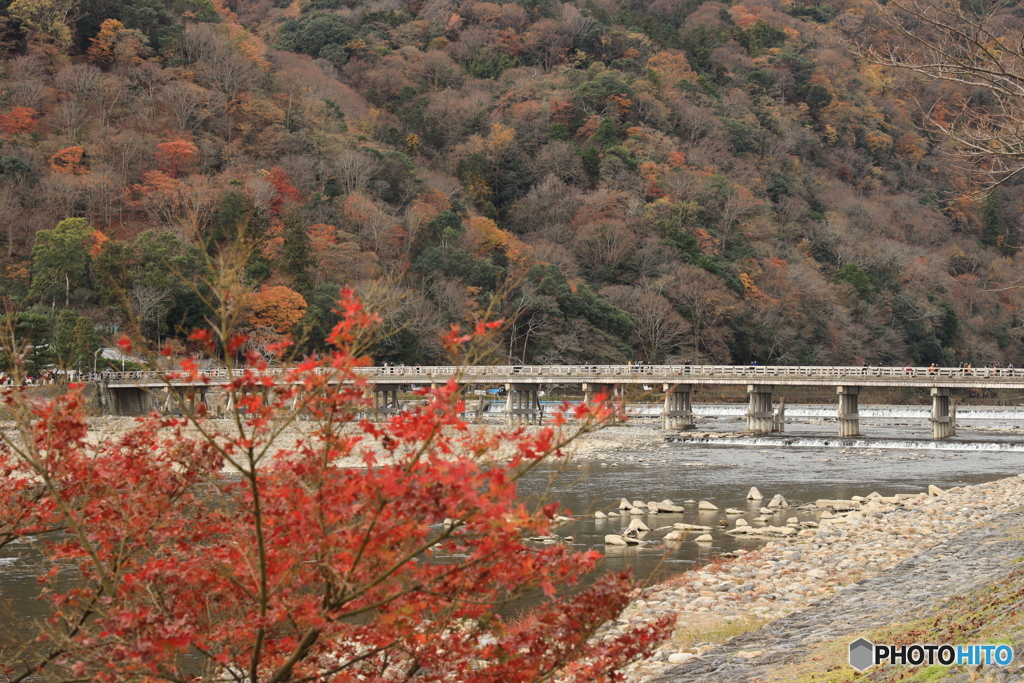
<box><xmin>0</xmin><ymin>290</ymin><xmax>672</xmax><ymax>683</ymax></box>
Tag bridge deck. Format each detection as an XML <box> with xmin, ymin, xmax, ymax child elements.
<box><xmin>93</xmin><ymin>364</ymin><xmax>1024</xmax><ymax>391</ymax></box>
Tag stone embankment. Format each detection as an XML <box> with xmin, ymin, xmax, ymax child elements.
<box><xmin>593</xmin><ymin>472</ymin><xmax>1024</xmax><ymax>682</ymax></box>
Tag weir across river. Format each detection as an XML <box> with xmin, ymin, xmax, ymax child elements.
<box><xmin>91</xmin><ymin>364</ymin><xmax>1024</xmax><ymax>439</ymax></box>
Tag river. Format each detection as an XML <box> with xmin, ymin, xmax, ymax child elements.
<box><xmin>2</xmin><ymin>405</ymin><xmax>1023</xmax><ymax>639</ymax></box>
<box><xmin>513</xmin><ymin>404</ymin><xmax>1024</xmax><ymax>586</ymax></box>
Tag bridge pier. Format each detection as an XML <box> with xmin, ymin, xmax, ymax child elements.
<box><xmin>836</xmin><ymin>386</ymin><xmax>860</xmax><ymax>437</ymax></box>
<box><xmin>745</xmin><ymin>385</ymin><xmax>774</xmax><ymax>434</ymax></box>
<box><xmin>373</xmin><ymin>385</ymin><xmax>401</xmax><ymax>421</ymax></box>
<box><xmin>772</xmin><ymin>397</ymin><xmax>786</xmax><ymax>433</ymax></box>
<box><xmin>102</xmin><ymin>385</ymin><xmax>160</xmax><ymax>416</ymax></box>
<box><xmin>662</xmin><ymin>383</ymin><xmax>695</xmax><ymax>431</ymax></box>
<box><xmin>161</xmin><ymin>386</ymin><xmax>210</xmax><ymax>415</ymax></box>
<box><xmin>930</xmin><ymin>387</ymin><xmax>956</xmax><ymax>439</ymax></box>
<box><xmin>582</xmin><ymin>383</ymin><xmax>616</xmax><ymax>404</ymax></box>
<box><xmin>505</xmin><ymin>383</ymin><xmax>542</xmax><ymax>425</ymax></box>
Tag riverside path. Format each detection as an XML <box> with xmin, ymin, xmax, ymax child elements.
<box><xmin>90</xmin><ymin>364</ymin><xmax>1024</xmax><ymax>439</ymax></box>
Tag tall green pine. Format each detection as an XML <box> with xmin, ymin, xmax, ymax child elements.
<box><xmin>982</xmin><ymin>191</ymin><xmax>1004</xmax><ymax>247</ymax></box>
<box><xmin>54</xmin><ymin>309</ymin><xmax>78</xmax><ymax>370</ymax></box>
<box><xmin>71</xmin><ymin>317</ymin><xmax>102</xmax><ymax>373</ymax></box>
<box><xmin>581</xmin><ymin>147</ymin><xmax>601</xmax><ymax>183</ymax></box>
<box><xmin>281</xmin><ymin>210</ymin><xmax>313</xmax><ymax>293</ymax></box>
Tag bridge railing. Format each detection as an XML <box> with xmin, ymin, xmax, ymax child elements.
<box><xmin>81</xmin><ymin>364</ymin><xmax>1016</xmax><ymax>384</ymax></box>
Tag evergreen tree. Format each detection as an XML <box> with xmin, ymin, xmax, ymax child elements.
<box><xmin>30</xmin><ymin>218</ymin><xmax>95</xmax><ymax>308</ymax></box>
<box><xmin>591</xmin><ymin>118</ymin><xmax>620</xmax><ymax>149</ymax></box>
<box><xmin>982</xmin><ymin>191</ymin><xmax>1008</xmax><ymax>252</ymax></box>
<box><xmin>71</xmin><ymin>317</ymin><xmax>102</xmax><ymax>373</ymax></box>
<box><xmin>281</xmin><ymin>210</ymin><xmax>313</xmax><ymax>294</ymax></box>
<box><xmin>54</xmin><ymin>308</ymin><xmax>78</xmax><ymax>370</ymax></box>
<box><xmin>581</xmin><ymin>147</ymin><xmax>601</xmax><ymax>183</ymax></box>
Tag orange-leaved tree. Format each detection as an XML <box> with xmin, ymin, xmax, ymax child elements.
<box><xmin>0</xmin><ymin>107</ymin><xmax>38</xmax><ymax>136</ymax></box>
<box><xmin>0</xmin><ymin>286</ymin><xmax>673</xmax><ymax>683</ymax></box>
<box><xmin>49</xmin><ymin>146</ymin><xmax>89</xmax><ymax>174</ymax></box>
<box><xmin>155</xmin><ymin>139</ymin><xmax>200</xmax><ymax>177</ymax></box>
<box><xmin>246</xmin><ymin>284</ymin><xmax>308</xmax><ymax>333</ymax></box>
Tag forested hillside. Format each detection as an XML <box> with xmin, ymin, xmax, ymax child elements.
<box><xmin>0</xmin><ymin>0</ymin><xmax>1022</xmax><ymax>371</ymax></box>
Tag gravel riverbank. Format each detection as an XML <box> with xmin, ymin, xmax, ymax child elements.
<box><xmin>603</xmin><ymin>472</ymin><xmax>1024</xmax><ymax>682</ymax></box>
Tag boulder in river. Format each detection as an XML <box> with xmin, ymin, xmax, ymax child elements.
<box><xmin>746</xmin><ymin>487</ymin><xmax>764</xmax><ymax>500</ymax></box>
<box><xmin>594</xmin><ymin>510</ymin><xmax>607</xmax><ymax>519</ymax></box>
<box><xmin>767</xmin><ymin>494</ymin><xmax>789</xmax><ymax>508</ymax></box>
<box><xmin>695</xmin><ymin>534</ymin><xmax>713</xmax><ymax>542</ymax></box>
<box><xmin>632</xmin><ymin>500</ymin><xmax>646</xmax><ymax>508</ymax></box>
<box><xmin>629</xmin><ymin>507</ymin><xmax>645</xmax><ymax>515</ymax></box>
<box><xmin>627</xmin><ymin>518</ymin><xmax>650</xmax><ymax>532</ymax></box>
<box><xmin>698</xmin><ymin>501</ymin><xmax>719</xmax><ymax>510</ymax></box>
<box><xmin>928</xmin><ymin>484</ymin><xmax>944</xmax><ymax>497</ymax></box>
<box><xmin>619</xmin><ymin>498</ymin><xmax>632</xmax><ymax>510</ymax></box>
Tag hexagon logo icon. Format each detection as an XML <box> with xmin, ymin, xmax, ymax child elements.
<box><xmin>849</xmin><ymin>638</ymin><xmax>874</xmax><ymax>672</ymax></box>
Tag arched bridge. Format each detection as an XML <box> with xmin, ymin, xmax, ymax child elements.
<box><xmin>92</xmin><ymin>364</ymin><xmax>1023</xmax><ymax>439</ymax></box>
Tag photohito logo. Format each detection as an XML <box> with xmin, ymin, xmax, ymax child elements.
<box><xmin>849</xmin><ymin>638</ymin><xmax>1014</xmax><ymax>672</ymax></box>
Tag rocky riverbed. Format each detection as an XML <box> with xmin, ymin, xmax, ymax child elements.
<box><xmin>0</xmin><ymin>415</ymin><xmax>581</xmax><ymax>469</ymax></box>
<box><xmin>597</xmin><ymin>471</ymin><xmax>1024</xmax><ymax>682</ymax></box>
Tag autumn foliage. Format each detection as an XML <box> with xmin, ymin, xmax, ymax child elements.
<box><xmin>0</xmin><ymin>291</ymin><xmax>672</xmax><ymax>682</ymax></box>
<box><xmin>5</xmin><ymin>0</ymin><xmax>1024</xmax><ymax>372</ymax></box>
<box><xmin>154</xmin><ymin>140</ymin><xmax>199</xmax><ymax>177</ymax></box>
<box><xmin>246</xmin><ymin>284</ymin><xmax>308</xmax><ymax>333</ymax></box>
<box><xmin>49</xmin><ymin>146</ymin><xmax>89</xmax><ymax>174</ymax></box>
<box><xmin>0</xmin><ymin>107</ymin><xmax>37</xmax><ymax>136</ymax></box>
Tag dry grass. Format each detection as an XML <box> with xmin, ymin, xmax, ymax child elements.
<box><xmin>667</xmin><ymin>613</ymin><xmax>768</xmax><ymax>649</ymax></box>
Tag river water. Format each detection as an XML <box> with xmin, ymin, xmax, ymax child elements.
<box><xmin>514</xmin><ymin>405</ymin><xmax>1024</xmax><ymax>586</ymax></box>
<box><xmin>2</xmin><ymin>405</ymin><xmax>1023</xmax><ymax>637</ymax></box>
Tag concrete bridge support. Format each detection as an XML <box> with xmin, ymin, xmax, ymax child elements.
<box><xmin>746</xmin><ymin>385</ymin><xmax>774</xmax><ymax>434</ymax></box>
<box><xmin>582</xmin><ymin>383</ymin><xmax>617</xmax><ymax>404</ymax></box>
<box><xmin>373</xmin><ymin>386</ymin><xmax>401</xmax><ymax>421</ymax></box>
<box><xmin>772</xmin><ymin>397</ymin><xmax>786</xmax><ymax>433</ymax></box>
<box><xmin>930</xmin><ymin>387</ymin><xmax>956</xmax><ymax>439</ymax></box>
<box><xmin>104</xmin><ymin>386</ymin><xmax>159</xmax><ymax>416</ymax></box>
<box><xmin>836</xmin><ymin>386</ymin><xmax>861</xmax><ymax>437</ymax></box>
<box><xmin>505</xmin><ymin>383</ymin><xmax>542</xmax><ymax>425</ymax></box>
<box><xmin>662</xmin><ymin>383</ymin><xmax>695</xmax><ymax>431</ymax></box>
<box><xmin>161</xmin><ymin>386</ymin><xmax>211</xmax><ymax>415</ymax></box>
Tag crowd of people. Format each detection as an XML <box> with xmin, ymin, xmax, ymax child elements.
<box><xmin>899</xmin><ymin>363</ymin><xmax>1015</xmax><ymax>377</ymax></box>
<box><xmin>0</xmin><ymin>370</ymin><xmax>63</xmax><ymax>386</ymax></box>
